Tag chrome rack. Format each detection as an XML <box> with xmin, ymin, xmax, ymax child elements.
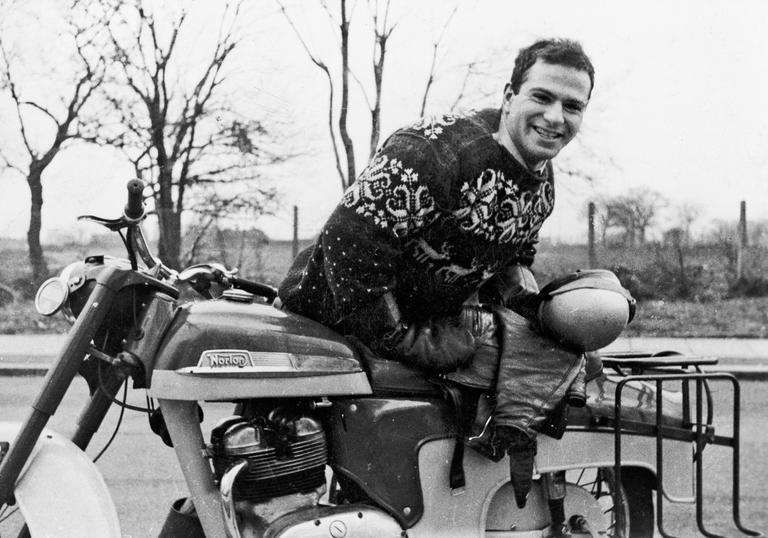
<box><xmin>602</xmin><ymin>352</ymin><xmax>762</xmax><ymax>538</ymax></box>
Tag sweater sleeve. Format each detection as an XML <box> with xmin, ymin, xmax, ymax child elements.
<box><xmin>322</xmin><ymin>133</ymin><xmax>445</xmax><ymax>343</ymax></box>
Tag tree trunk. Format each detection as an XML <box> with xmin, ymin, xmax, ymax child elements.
<box><xmin>338</xmin><ymin>0</ymin><xmax>356</xmax><ymax>186</ymax></box>
<box><xmin>156</xmin><ymin>170</ymin><xmax>181</xmax><ymax>269</ymax></box>
<box><xmin>157</xmin><ymin>206</ymin><xmax>182</xmax><ymax>270</ymax></box>
<box><xmin>26</xmin><ymin>169</ymin><xmax>49</xmax><ymax>284</ymax></box>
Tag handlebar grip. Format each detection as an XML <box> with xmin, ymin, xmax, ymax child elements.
<box><xmin>230</xmin><ymin>276</ymin><xmax>278</xmax><ymax>302</ymax></box>
<box><xmin>124</xmin><ymin>179</ymin><xmax>145</xmax><ymax>220</ymax></box>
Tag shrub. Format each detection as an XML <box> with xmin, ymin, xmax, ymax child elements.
<box><xmin>11</xmin><ymin>277</ymin><xmax>39</xmax><ymax>300</ymax></box>
<box><xmin>729</xmin><ymin>276</ymin><xmax>768</xmax><ymax>298</ymax></box>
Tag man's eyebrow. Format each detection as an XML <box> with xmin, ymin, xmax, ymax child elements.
<box><xmin>528</xmin><ymin>86</ymin><xmax>587</xmax><ymax>107</ymax></box>
<box><xmin>566</xmin><ymin>97</ymin><xmax>588</xmax><ymax>108</ymax></box>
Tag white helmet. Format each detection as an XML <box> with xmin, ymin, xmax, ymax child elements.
<box><xmin>537</xmin><ymin>270</ymin><xmax>636</xmax><ymax>352</ymax></box>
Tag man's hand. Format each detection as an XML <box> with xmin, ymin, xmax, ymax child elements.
<box><xmin>394</xmin><ymin>319</ymin><xmax>476</xmax><ymax>372</ymax></box>
<box><xmin>480</xmin><ymin>263</ymin><xmax>540</xmax><ymax>319</ymax></box>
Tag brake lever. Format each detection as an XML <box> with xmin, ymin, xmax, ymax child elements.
<box><xmin>77</xmin><ymin>214</ymin><xmax>130</xmax><ymax>232</ymax></box>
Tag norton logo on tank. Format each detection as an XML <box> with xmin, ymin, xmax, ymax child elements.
<box><xmin>201</xmin><ymin>350</ymin><xmax>253</xmax><ymax>368</ymax></box>
<box><xmin>191</xmin><ymin>349</ymin><xmax>298</xmax><ymax>375</ymax></box>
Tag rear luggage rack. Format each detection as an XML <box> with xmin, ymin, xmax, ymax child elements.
<box><xmin>602</xmin><ymin>351</ymin><xmax>762</xmax><ymax>537</ymax></box>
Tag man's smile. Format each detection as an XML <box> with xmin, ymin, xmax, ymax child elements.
<box><xmin>532</xmin><ymin>126</ymin><xmax>563</xmax><ymax>140</ymax></box>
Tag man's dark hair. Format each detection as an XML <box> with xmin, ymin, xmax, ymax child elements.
<box><xmin>509</xmin><ymin>38</ymin><xmax>595</xmax><ymax>98</ymax></box>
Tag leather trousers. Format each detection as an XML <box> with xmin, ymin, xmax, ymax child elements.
<box><xmin>446</xmin><ymin>305</ymin><xmax>584</xmax><ymax>438</ymax></box>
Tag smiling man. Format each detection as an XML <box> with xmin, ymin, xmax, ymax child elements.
<box><xmin>499</xmin><ymin>47</ymin><xmax>592</xmax><ymax>172</ymax></box>
<box><xmin>279</xmin><ymin>38</ymin><xmax>594</xmax><ymax>508</ymax></box>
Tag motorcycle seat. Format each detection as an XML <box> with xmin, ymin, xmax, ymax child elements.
<box><xmin>348</xmin><ymin>337</ymin><xmax>444</xmax><ymax>397</ymax></box>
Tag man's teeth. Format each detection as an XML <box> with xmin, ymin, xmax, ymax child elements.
<box><xmin>533</xmin><ymin>127</ymin><xmax>561</xmax><ymax>139</ymax></box>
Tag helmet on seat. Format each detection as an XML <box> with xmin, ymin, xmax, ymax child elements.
<box><xmin>536</xmin><ymin>270</ymin><xmax>636</xmax><ymax>352</ymax></box>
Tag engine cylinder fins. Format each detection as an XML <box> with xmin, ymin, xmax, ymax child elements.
<box><xmin>211</xmin><ymin>411</ymin><xmax>328</xmax><ymax>503</ymax></box>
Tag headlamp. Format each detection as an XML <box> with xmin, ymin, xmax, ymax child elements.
<box><xmin>33</xmin><ymin>261</ymin><xmax>90</xmax><ymax>317</ymax></box>
<box><xmin>34</xmin><ymin>277</ymin><xmax>70</xmax><ymax>316</ymax></box>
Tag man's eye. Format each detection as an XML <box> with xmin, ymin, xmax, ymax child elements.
<box><xmin>565</xmin><ymin>102</ymin><xmax>584</xmax><ymax>113</ymax></box>
<box><xmin>531</xmin><ymin>92</ymin><xmax>550</xmax><ymax>103</ymax></box>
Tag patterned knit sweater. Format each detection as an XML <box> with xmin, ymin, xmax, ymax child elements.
<box><xmin>278</xmin><ymin>108</ymin><xmax>555</xmax><ymax>348</ymax></box>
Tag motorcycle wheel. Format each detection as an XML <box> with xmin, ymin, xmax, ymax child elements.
<box><xmin>570</xmin><ymin>466</ymin><xmax>654</xmax><ymax>538</ymax></box>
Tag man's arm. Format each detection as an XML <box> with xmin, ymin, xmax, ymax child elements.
<box><xmin>322</xmin><ymin>134</ymin><xmax>475</xmax><ymax>370</ymax></box>
<box><xmin>478</xmin><ymin>233</ymin><xmax>541</xmax><ymax>319</ymax></box>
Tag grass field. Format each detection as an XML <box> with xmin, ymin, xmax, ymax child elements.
<box><xmin>2</xmin><ymin>237</ymin><xmax>768</xmax><ymax>337</ymax></box>
<box><xmin>624</xmin><ymin>297</ymin><xmax>768</xmax><ymax>338</ymax></box>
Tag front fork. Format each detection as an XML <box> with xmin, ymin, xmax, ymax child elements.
<box><xmin>0</xmin><ymin>265</ymin><xmax>169</xmax><ymax>507</ymax></box>
<box><xmin>0</xmin><ymin>276</ymin><xmax>118</xmax><ymax>506</ymax></box>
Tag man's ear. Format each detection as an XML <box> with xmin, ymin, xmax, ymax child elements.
<box><xmin>501</xmin><ymin>82</ymin><xmax>516</xmax><ymax>111</ymax></box>
<box><xmin>502</xmin><ymin>82</ymin><xmax>516</xmax><ymax>103</ymax></box>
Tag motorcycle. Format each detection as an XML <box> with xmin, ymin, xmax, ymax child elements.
<box><xmin>0</xmin><ymin>180</ymin><xmax>762</xmax><ymax>537</ymax></box>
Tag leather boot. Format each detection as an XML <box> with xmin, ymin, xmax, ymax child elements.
<box><xmin>495</xmin><ymin>425</ymin><xmax>537</xmax><ymax>509</ymax></box>
<box><xmin>491</xmin><ymin>306</ymin><xmax>583</xmax><ymax>508</ymax></box>
<box><xmin>449</xmin><ymin>304</ymin><xmax>582</xmax><ymax>509</ymax></box>
<box><xmin>565</xmin><ymin>356</ymin><xmax>587</xmax><ymax>408</ymax></box>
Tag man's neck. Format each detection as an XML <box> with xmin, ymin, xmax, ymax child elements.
<box><xmin>493</xmin><ymin>129</ymin><xmax>547</xmax><ymax>174</ymax></box>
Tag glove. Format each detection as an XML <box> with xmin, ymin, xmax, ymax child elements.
<box><xmin>393</xmin><ymin>318</ymin><xmax>476</xmax><ymax>372</ymax></box>
<box><xmin>445</xmin><ymin>305</ymin><xmax>499</xmax><ymax>389</ymax></box>
<box><xmin>480</xmin><ymin>264</ymin><xmax>540</xmax><ymax>319</ymax></box>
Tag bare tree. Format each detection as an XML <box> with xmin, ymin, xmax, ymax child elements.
<box><xmin>274</xmin><ymin>0</ymin><xmax>347</xmax><ymax>188</ymax></box>
<box><xmin>599</xmin><ymin>188</ymin><xmax>666</xmax><ymax>246</ymax></box>
<box><xmin>101</xmin><ymin>0</ymin><xmax>280</xmax><ymax>270</ymax></box>
<box><xmin>674</xmin><ymin>201</ymin><xmax>702</xmax><ymax>244</ymax></box>
<box><xmin>419</xmin><ymin>5</ymin><xmax>458</xmax><ymax>116</ymax></box>
<box><xmin>276</xmin><ymin>0</ymin><xmax>464</xmax><ymax>189</ymax></box>
<box><xmin>182</xmin><ymin>189</ymin><xmax>274</xmax><ymax>268</ymax></box>
<box><xmin>276</xmin><ymin>0</ymin><xmax>374</xmax><ymax>189</ymax></box>
<box><xmin>0</xmin><ymin>1</ymin><xmax>108</xmax><ymax>284</ymax></box>
<box><xmin>367</xmin><ymin>0</ymin><xmax>396</xmax><ymax>158</ymax></box>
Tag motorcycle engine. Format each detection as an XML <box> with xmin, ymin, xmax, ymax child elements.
<box><xmin>206</xmin><ymin>406</ymin><xmax>406</xmax><ymax>537</ymax></box>
<box><xmin>209</xmin><ymin>408</ymin><xmax>327</xmax><ymax>504</ymax></box>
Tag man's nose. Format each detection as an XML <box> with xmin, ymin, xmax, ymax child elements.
<box><xmin>543</xmin><ymin>101</ymin><xmax>564</xmax><ymax>124</ymax></box>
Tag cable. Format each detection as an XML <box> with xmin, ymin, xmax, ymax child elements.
<box><xmin>93</xmin><ymin>381</ymin><xmax>127</xmax><ymax>463</ymax></box>
<box><xmin>96</xmin><ymin>359</ymin><xmax>153</xmax><ymax>413</ymax></box>
<box><xmin>0</xmin><ymin>505</ymin><xmax>19</xmax><ymax>523</ymax></box>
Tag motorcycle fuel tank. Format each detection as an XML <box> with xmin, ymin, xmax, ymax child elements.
<box><xmin>149</xmin><ymin>299</ymin><xmax>372</xmax><ymax>401</ymax></box>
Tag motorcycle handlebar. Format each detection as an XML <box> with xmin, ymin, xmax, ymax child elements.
<box><xmin>229</xmin><ymin>276</ymin><xmax>278</xmax><ymax>302</ymax></box>
<box><xmin>124</xmin><ymin>179</ymin><xmax>145</xmax><ymax>221</ymax></box>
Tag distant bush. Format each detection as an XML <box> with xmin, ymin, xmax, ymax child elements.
<box><xmin>537</xmin><ymin>242</ymin><xmax>762</xmax><ymax>302</ymax></box>
<box><xmin>11</xmin><ymin>276</ymin><xmax>38</xmax><ymax>300</ymax></box>
<box><xmin>609</xmin><ymin>264</ymin><xmax>659</xmax><ymax>300</ymax></box>
<box><xmin>0</xmin><ymin>284</ymin><xmax>16</xmax><ymax>307</ymax></box>
<box><xmin>729</xmin><ymin>276</ymin><xmax>768</xmax><ymax>298</ymax></box>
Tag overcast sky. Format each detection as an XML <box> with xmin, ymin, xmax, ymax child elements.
<box><xmin>1</xmin><ymin>0</ymin><xmax>767</xmax><ymax>243</ymax></box>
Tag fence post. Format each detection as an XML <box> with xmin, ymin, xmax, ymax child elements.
<box><xmin>292</xmin><ymin>205</ymin><xmax>299</xmax><ymax>260</ymax></box>
<box><xmin>588</xmin><ymin>201</ymin><xmax>597</xmax><ymax>268</ymax></box>
<box><xmin>736</xmin><ymin>201</ymin><xmax>746</xmax><ymax>280</ymax></box>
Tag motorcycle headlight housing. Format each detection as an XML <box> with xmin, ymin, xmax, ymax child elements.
<box><xmin>34</xmin><ymin>277</ymin><xmax>70</xmax><ymax>316</ymax></box>
<box><xmin>34</xmin><ymin>260</ymin><xmax>91</xmax><ymax>317</ymax></box>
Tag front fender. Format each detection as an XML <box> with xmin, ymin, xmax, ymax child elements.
<box><xmin>0</xmin><ymin>422</ymin><xmax>121</xmax><ymax>537</ymax></box>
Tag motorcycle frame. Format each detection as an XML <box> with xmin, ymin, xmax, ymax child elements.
<box><xmin>0</xmin><ymin>267</ymin><xmax>762</xmax><ymax>537</ymax></box>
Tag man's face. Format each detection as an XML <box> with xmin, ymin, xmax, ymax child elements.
<box><xmin>499</xmin><ymin>60</ymin><xmax>592</xmax><ymax>169</ymax></box>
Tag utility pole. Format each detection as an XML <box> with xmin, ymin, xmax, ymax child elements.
<box><xmin>292</xmin><ymin>205</ymin><xmax>299</xmax><ymax>259</ymax></box>
<box><xmin>588</xmin><ymin>201</ymin><xmax>597</xmax><ymax>268</ymax></box>
<box><xmin>736</xmin><ymin>200</ymin><xmax>747</xmax><ymax>279</ymax></box>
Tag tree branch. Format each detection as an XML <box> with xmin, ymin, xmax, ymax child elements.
<box><xmin>275</xmin><ymin>0</ymin><xmax>346</xmax><ymax>188</ymax></box>
<box><xmin>419</xmin><ymin>4</ymin><xmax>458</xmax><ymax>116</ymax></box>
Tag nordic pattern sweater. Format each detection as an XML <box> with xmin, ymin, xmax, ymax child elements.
<box><xmin>278</xmin><ymin>108</ymin><xmax>555</xmax><ymax>350</ymax></box>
